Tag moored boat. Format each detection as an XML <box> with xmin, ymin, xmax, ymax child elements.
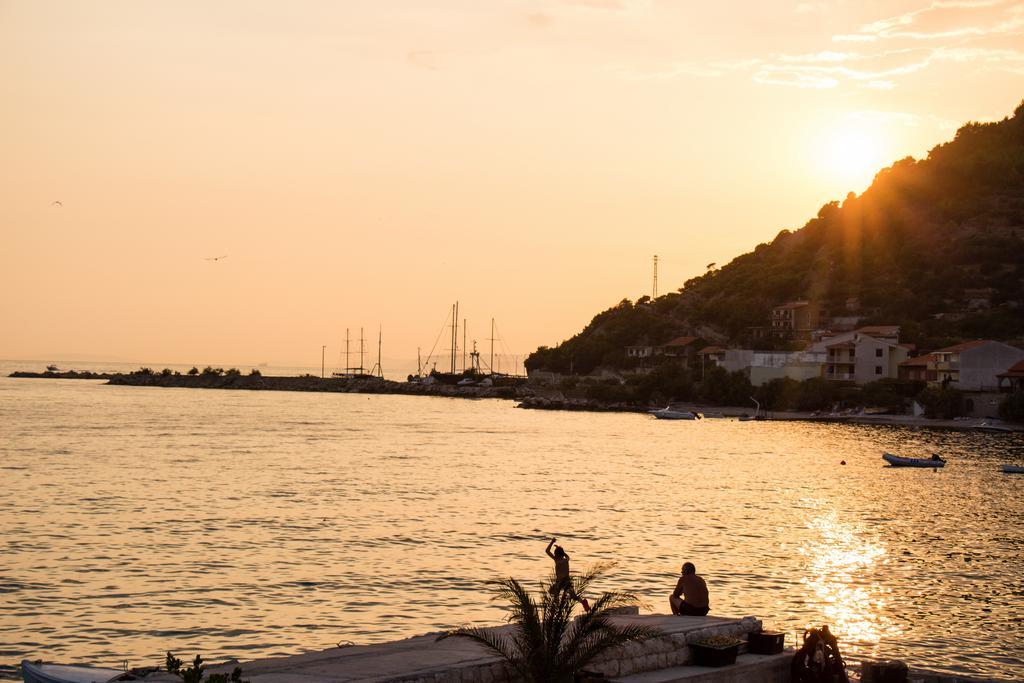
<box><xmin>21</xmin><ymin>660</ymin><xmax>124</xmax><ymax>683</ymax></box>
<box><xmin>882</xmin><ymin>452</ymin><xmax>946</xmax><ymax>468</ymax></box>
<box><xmin>1002</xmin><ymin>464</ymin><xmax>1024</xmax><ymax>474</ymax></box>
<box><xmin>650</xmin><ymin>407</ymin><xmax>702</xmax><ymax>420</ymax></box>
<box><xmin>973</xmin><ymin>421</ymin><xmax>1014</xmax><ymax>433</ymax></box>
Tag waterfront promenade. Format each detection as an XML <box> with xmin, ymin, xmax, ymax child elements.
<box><xmin>131</xmin><ymin>613</ymin><xmax>778</xmax><ymax>682</ymax></box>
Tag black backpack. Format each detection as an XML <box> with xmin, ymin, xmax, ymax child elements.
<box><xmin>791</xmin><ymin>625</ymin><xmax>849</xmax><ymax>683</ymax></box>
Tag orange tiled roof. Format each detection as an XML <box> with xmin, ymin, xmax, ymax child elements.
<box><xmin>997</xmin><ymin>359</ymin><xmax>1024</xmax><ymax>378</ymax></box>
<box><xmin>932</xmin><ymin>339</ymin><xmax>995</xmax><ymax>354</ymax></box>
<box><xmin>698</xmin><ymin>345</ymin><xmax>724</xmax><ymax>354</ymax></box>
<box><xmin>662</xmin><ymin>336</ymin><xmax>699</xmax><ymax>348</ymax></box>
<box><xmin>854</xmin><ymin>325</ymin><xmax>900</xmax><ymax>337</ymax></box>
<box><xmin>899</xmin><ymin>354</ymin><xmax>935</xmax><ymax>367</ymax></box>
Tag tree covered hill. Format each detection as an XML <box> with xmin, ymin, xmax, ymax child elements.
<box><xmin>528</xmin><ymin>101</ymin><xmax>1024</xmax><ymax>376</ymax></box>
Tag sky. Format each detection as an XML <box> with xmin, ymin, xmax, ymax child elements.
<box><xmin>1</xmin><ymin>1</ymin><xmax>1022</xmax><ymax>371</ymax></box>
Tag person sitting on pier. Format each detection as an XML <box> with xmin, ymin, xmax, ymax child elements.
<box><xmin>669</xmin><ymin>562</ymin><xmax>709</xmax><ymax>616</ymax></box>
<box><xmin>545</xmin><ymin>537</ymin><xmax>590</xmax><ymax>611</ymax></box>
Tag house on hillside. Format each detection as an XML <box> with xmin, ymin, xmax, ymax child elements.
<box><xmin>696</xmin><ymin>346</ymin><xmax>826</xmax><ymax>386</ymax></box>
<box><xmin>697</xmin><ymin>346</ymin><xmax>726</xmax><ymax>369</ymax></box>
<box><xmin>808</xmin><ymin>326</ymin><xmax>899</xmax><ymax>353</ymax></box>
<box><xmin>926</xmin><ymin>340</ymin><xmax>1024</xmax><ymax>391</ymax></box>
<box><xmin>898</xmin><ymin>354</ymin><xmax>936</xmax><ymax>383</ymax></box>
<box><xmin>824</xmin><ymin>331</ymin><xmax>911</xmax><ymax>383</ymax></box>
<box><xmin>770</xmin><ymin>300</ymin><xmax>823</xmax><ymax>340</ymax></box>
<box><xmin>658</xmin><ymin>336</ymin><xmax>703</xmax><ymax>368</ymax></box>
<box><xmin>625</xmin><ymin>345</ymin><xmax>655</xmax><ymax>359</ymax></box>
<box><xmin>997</xmin><ymin>360</ymin><xmax>1024</xmax><ymax>393</ymax></box>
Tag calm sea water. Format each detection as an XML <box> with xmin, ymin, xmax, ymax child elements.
<box><xmin>1</xmin><ymin>368</ymin><xmax>1022</xmax><ymax>681</ymax></box>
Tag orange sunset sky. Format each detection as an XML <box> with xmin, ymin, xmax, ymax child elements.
<box><xmin>2</xmin><ymin>1</ymin><xmax>1022</xmax><ymax>370</ymax></box>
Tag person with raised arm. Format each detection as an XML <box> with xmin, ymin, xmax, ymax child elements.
<box><xmin>545</xmin><ymin>537</ymin><xmax>589</xmax><ymax>611</ymax></box>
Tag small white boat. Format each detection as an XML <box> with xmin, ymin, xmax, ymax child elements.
<box><xmin>973</xmin><ymin>421</ymin><xmax>1014</xmax><ymax>433</ymax></box>
<box><xmin>650</xmin><ymin>407</ymin><xmax>702</xmax><ymax>420</ymax></box>
<box><xmin>21</xmin><ymin>660</ymin><xmax>124</xmax><ymax>683</ymax></box>
<box><xmin>1002</xmin><ymin>464</ymin><xmax>1024</xmax><ymax>474</ymax></box>
<box><xmin>882</xmin><ymin>452</ymin><xmax>945</xmax><ymax>468</ymax></box>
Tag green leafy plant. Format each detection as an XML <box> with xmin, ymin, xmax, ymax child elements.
<box><xmin>166</xmin><ymin>653</ymin><xmax>248</xmax><ymax>683</ymax></box>
<box><xmin>438</xmin><ymin>564</ymin><xmax>664</xmax><ymax>682</ymax></box>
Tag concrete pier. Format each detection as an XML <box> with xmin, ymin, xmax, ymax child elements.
<box><xmin>170</xmin><ymin>614</ymin><xmax>781</xmax><ymax>683</ymax></box>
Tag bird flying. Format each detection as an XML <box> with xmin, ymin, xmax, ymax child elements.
<box><xmin>205</xmin><ymin>255</ymin><xmax>228</xmax><ymax>261</ymax></box>
<box><xmin>51</xmin><ymin>200</ymin><xmax>62</xmax><ymax>207</ymax></box>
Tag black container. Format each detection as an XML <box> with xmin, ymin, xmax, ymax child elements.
<box><xmin>748</xmin><ymin>630</ymin><xmax>785</xmax><ymax>655</ymax></box>
<box><xmin>689</xmin><ymin>642</ymin><xmax>739</xmax><ymax>667</ymax></box>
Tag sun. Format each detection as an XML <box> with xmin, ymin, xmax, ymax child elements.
<box><xmin>823</xmin><ymin>126</ymin><xmax>888</xmax><ymax>192</ymax></box>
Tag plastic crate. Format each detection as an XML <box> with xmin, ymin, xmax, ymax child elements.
<box><xmin>748</xmin><ymin>630</ymin><xmax>785</xmax><ymax>655</ymax></box>
<box><xmin>689</xmin><ymin>642</ymin><xmax>739</xmax><ymax>667</ymax></box>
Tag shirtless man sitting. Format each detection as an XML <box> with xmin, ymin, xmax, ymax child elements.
<box><xmin>669</xmin><ymin>562</ymin><xmax>709</xmax><ymax>616</ymax></box>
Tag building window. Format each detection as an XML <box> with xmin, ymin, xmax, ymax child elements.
<box><xmin>875</xmin><ymin>348</ymin><xmax>883</xmax><ymax>357</ymax></box>
<box><xmin>875</xmin><ymin>366</ymin><xmax>882</xmax><ymax>375</ymax></box>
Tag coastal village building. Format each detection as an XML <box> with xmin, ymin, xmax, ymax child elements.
<box><xmin>997</xmin><ymin>360</ymin><xmax>1024</xmax><ymax>392</ymax></box>
<box><xmin>821</xmin><ymin>328</ymin><xmax>910</xmax><ymax>383</ymax></box>
<box><xmin>625</xmin><ymin>345</ymin><xmax>655</xmax><ymax>359</ymax></box>
<box><xmin>925</xmin><ymin>340</ymin><xmax>1024</xmax><ymax>391</ymax></box>
<box><xmin>898</xmin><ymin>354</ymin><xmax>935</xmax><ymax>383</ymax></box>
<box><xmin>770</xmin><ymin>300</ymin><xmax>823</xmax><ymax>340</ymax></box>
<box><xmin>625</xmin><ymin>337</ymin><xmax>703</xmax><ymax>366</ymax></box>
<box><xmin>658</xmin><ymin>336</ymin><xmax>703</xmax><ymax>368</ymax></box>
<box><xmin>696</xmin><ymin>346</ymin><xmax>726</xmax><ymax>369</ymax></box>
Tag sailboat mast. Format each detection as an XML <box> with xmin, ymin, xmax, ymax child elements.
<box><xmin>360</xmin><ymin>327</ymin><xmax>365</xmax><ymax>373</ymax></box>
<box><xmin>452</xmin><ymin>302</ymin><xmax>459</xmax><ymax>374</ymax></box>
<box><xmin>345</xmin><ymin>328</ymin><xmax>350</xmax><ymax>374</ymax></box>
<box><xmin>490</xmin><ymin>318</ymin><xmax>495</xmax><ymax>375</ymax></box>
<box><xmin>463</xmin><ymin>319</ymin><xmax>467</xmax><ymax>372</ymax></box>
<box><xmin>377</xmin><ymin>326</ymin><xmax>382</xmax><ymax>378</ymax></box>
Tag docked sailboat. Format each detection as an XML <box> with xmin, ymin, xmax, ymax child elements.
<box><xmin>332</xmin><ymin>327</ymin><xmax>384</xmax><ymax>380</ymax></box>
<box><xmin>416</xmin><ymin>303</ymin><xmax>526</xmax><ymax>387</ymax></box>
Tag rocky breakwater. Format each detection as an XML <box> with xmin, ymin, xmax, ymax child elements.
<box><xmin>9</xmin><ymin>370</ymin><xmax>116</xmax><ymax>380</ymax></box>
<box><xmin>516</xmin><ymin>396</ymin><xmax>650</xmax><ymax>413</ymax></box>
<box><xmin>106</xmin><ymin>372</ymin><xmax>534</xmax><ymax>401</ymax></box>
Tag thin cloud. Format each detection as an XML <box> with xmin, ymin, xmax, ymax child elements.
<box><xmin>840</xmin><ymin>0</ymin><xmax>1022</xmax><ymax>41</ymax></box>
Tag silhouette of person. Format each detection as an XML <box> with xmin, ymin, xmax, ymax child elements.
<box><xmin>669</xmin><ymin>561</ymin><xmax>709</xmax><ymax>616</ymax></box>
<box><xmin>545</xmin><ymin>537</ymin><xmax>590</xmax><ymax>611</ymax></box>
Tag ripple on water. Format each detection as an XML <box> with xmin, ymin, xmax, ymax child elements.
<box><xmin>1</xmin><ymin>385</ymin><xmax>1022</xmax><ymax>681</ymax></box>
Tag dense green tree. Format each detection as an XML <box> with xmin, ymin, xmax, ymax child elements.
<box><xmin>527</xmin><ymin>101</ymin><xmax>1024</xmax><ymax>375</ymax></box>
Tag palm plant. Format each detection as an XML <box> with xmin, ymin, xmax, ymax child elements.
<box><xmin>438</xmin><ymin>563</ymin><xmax>664</xmax><ymax>682</ymax></box>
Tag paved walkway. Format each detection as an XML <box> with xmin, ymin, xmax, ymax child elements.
<box><xmin>174</xmin><ymin>614</ymin><xmax>757</xmax><ymax>683</ymax></box>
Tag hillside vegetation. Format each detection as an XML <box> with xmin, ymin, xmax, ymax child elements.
<box><xmin>528</xmin><ymin>101</ymin><xmax>1024</xmax><ymax>376</ymax></box>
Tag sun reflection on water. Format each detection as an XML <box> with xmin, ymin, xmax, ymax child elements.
<box><xmin>799</xmin><ymin>510</ymin><xmax>899</xmax><ymax>648</ymax></box>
